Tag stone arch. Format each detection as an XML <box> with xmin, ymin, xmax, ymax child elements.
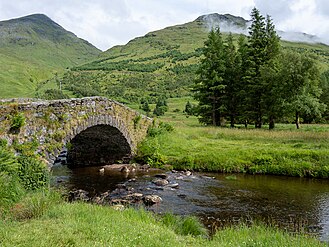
<box><xmin>63</xmin><ymin>115</ymin><xmax>134</xmax><ymax>168</ymax></box>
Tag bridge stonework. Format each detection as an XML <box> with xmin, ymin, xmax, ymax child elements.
<box><xmin>0</xmin><ymin>97</ymin><xmax>152</xmax><ymax>167</ymax></box>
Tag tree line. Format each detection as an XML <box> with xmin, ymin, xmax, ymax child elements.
<box><xmin>193</xmin><ymin>7</ymin><xmax>327</xmax><ymax>129</ymax></box>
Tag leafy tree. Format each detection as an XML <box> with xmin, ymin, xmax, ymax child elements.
<box><xmin>319</xmin><ymin>70</ymin><xmax>329</xmax><ymax>121</ymax></box>
<box><xmin>193</xmin><ymin>28</ymin><xmax>226</xmax><ymax>126</ymax></box>
<box><xmin>277</xmin><ymin>50</ymin><xmax>325</xmax><ymax>128</ymax></box>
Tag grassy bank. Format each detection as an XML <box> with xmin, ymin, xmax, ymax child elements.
<box><xmin>0</xmin><ymin>200</ymin><xmax>325</xmax><ymax>247</ymax></box>
<box><xmin>135</xmin><ymin>98</ymin><xmax>329</xmax><ymax>178</ymax></box>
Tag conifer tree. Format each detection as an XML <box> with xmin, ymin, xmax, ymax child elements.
<box><xmin>245</xmin><ymin>7</ymin><xmax>280</xmax><ymax>128</ymax></box>
<box><xmin>194</xmin><ymin>28</ymin><xmax>226</xmax><ymax>126</ymax></box>
<box><xmin>223</xmin><ymin>33</ymin><xmax>239</xmax><ymax>127</ymax></box>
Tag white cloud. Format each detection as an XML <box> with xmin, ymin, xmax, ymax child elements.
<box><xmin>0</xmin><ymin>0</ymin><xmax>328</xmax><ymax>50</ymax></box>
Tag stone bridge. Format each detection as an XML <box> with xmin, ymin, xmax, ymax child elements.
<box><xmin>0</xmin><ymin>97</ymin><xmax>152</xmax><ymax>168</ymax></box>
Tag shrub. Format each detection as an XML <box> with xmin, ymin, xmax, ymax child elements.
<box><xmin>0</xmin><ymin>173</ymin><xmax>25</xmax><ymax>209</ymax></box>
<box><xmin>147</xmin><ymin>122</ymin><xmax>174</xmax><ymax>137</ymax></box>
<box><xmin>10</xmin><ymin>113</ymin><xmax>25</xmax><ymax>132</ymax></box>
<box><xmin>17</xmin><ymin>156</ymin><xmax>49</xmax><ymax>191</ymax></box>
<box><xmin>0</xmin><ymin>146</ymin><xmax>20</xmax><ymax>175</ymax></box>
<box><xmin>133</xmin><ymin>115</ymin><xmax>142</xmax><ymax>129</ymax></box>
<box><xmin>135</xmin><ymin>139</ymin><xmax>167</xmax><ymax>167</ymax></box>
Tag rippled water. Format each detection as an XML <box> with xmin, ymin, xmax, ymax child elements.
<box><xmin>51</xmin><ymin>165</ymin><xmax>329</xmax><ymax>241</ymax></box>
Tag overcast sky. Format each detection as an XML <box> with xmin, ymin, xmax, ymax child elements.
<box><xmin>0</xmin><ymin>0</ymin><xmax>328</xmax><ymax>51</ymax></box>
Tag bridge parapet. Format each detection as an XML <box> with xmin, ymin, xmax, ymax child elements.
<box><xmin>0</xmin><ymin>97</ymin><xmax>152</xmax><ymax>166</ymax></box>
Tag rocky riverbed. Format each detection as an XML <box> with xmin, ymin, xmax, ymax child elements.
<box><xmin>62</xmin><ymin>164</ymin><xmax>203</xmax><ymax>210</ymax></box>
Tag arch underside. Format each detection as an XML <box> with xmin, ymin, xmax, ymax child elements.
<box><xmin>67</xmin><ymin>125</ymin><xmax>132</xmax><ymax>167</ymax></box>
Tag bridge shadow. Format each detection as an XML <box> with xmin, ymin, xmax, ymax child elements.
<box><xmin>66</xmin><ymin>124</ymin><xmax>132</xmax><ymax>168</ymax></box>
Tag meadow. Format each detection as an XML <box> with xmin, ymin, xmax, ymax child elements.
<box><xmin>133</xmin><ymin>97</ymin><xmax>329</xmax><ymax>178</ymax></box>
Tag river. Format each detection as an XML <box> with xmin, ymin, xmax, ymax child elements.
<box><xmin>51</xmin><ymin>165</ymin><xmax>329</xmax><ymax>241</ymax></box>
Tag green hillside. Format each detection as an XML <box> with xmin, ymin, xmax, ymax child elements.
<box><xmin>0</xmin><ymin>14</ymin><xmax>101</xmax><ymax>98</ymax></box>
<box><xmin>63</xmin><ymin>13</ymin><xmax>329</xmax><ymax>104</ymax></box>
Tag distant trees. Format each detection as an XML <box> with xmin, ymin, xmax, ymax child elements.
<box><xmin>153</xmin><ymin>97</ymin><xmax>168</xmax><ymax>116</ymax></box>
<box><xmin>193</xmin><ymin>7</ymin><xmax>324</xmax><ymax>129</ymax></box>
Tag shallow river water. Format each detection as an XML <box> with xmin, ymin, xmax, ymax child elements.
<box><xmin>52</xmin><ymin>165</ymin><xmax>329</xmax><ymax>241</ymax></box>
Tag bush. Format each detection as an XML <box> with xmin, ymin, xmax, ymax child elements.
<box><xmin>133</xmin><ymin>115</ymin><xmax>142</xmax><ymax>129</ymax></box>
<box><xmin>135</xmin><ymin>138</ymin><xmax>167</xmax><ymax>167</ymax></box>
<box><xmin>17</xmin><ymin>156</ymin><xmax>49</xmax><ymax>191</ymax></box>
<box><xmin>10</xmin><ymin>113</ymin><xmax>25</xmax><ymax>132</ymax></box>
<box><xmin>147</xmin><ymin>122</ymin><xmax>174</xmax><ymax>137</ymax></box>
<box><xmin>0</xmin><ymin>146</ymin><xmax>19</xmax><ymax>174</ymax></box>
<box><xmin>0</xmin><ymin>173</ymin><xmax>25</xmax><ymax>209</ymax></box>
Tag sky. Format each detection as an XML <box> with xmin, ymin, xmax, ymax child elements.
<box><xmin>0</xmin><ymin>0</ymin><xmax>328</xmax><ymax>51</ymax></box>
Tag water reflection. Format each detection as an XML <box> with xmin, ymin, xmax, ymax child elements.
<box><xmin>316</xmin><ymin>193</ymin><xmax>329</xmax><ymax>241</ymax></box>
<box><xmin>51</xmin><ymin>166</ymin><xmax>329</xmax><ymax>240</ymax></box>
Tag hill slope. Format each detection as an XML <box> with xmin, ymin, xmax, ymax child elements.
<box><xmin>63</xmin><ymin>13</ymin><xmax>329</xmax><ymax>104</ymax></box>
<box><xmin>0</xmin><ymin>14</ymin><xmax>101</xmax><ymax>98</ymax></box>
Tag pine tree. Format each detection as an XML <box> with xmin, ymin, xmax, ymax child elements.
<box><xmin>193</xmin><ymin>28</ymin><xmax>226</xmax><ymax>126</ymax></box>
<box><xmin>153</xmin><ymin>97</ymin><xmax>168</xmax><ymax>116</ymax></box>
<box><xmin>223</xmin><ymin>33</ymin><xmax>239</xmax><ymax>127</ymax></box>
<box><xmin>236</xmin><ymin>35</ymin><xmax>250</xmax><ymax>127</ymax></box>
<box><xmin>141</xmin><ymin>101</ymin><xmax>151</xmax><ymax>114</ymax></box>
<box><xmin>244</xmin><ymin>8</ymin><xmax>280</xmax><ymax>128</ymax></box>
<box><xmin>184</xmin><ymin>101</ymin><xmax>194</xmax><ymax>116</ymax></box>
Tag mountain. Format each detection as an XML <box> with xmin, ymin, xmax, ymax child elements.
<box><xmin>0</xmin><ymin>14</ymin><xmax>101</xmax><ymax>98</ymax></box>
<box><xmin>63</xmin><ymin>13</ymin><xmax>329</xmax><ymax>104</ymax></box>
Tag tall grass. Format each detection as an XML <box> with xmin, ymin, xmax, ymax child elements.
<box><xmin>0</xmin><ymin>203</ymin><xmax>325</xmax><ymax>247</ymax></box>
<box><xmin>9</xmin><ymin>190</ymin><xmax>62</xmax><ymax>220</ymax></box>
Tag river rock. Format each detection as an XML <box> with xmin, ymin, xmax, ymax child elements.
<box><xmin>111</xmin><ymin>204</ymin><xmax>125</xmax><ymax>211</ymax></box>
<box><xmin>152</xmin><ymin>178</ymin><xmax>169</xmax><ymax>186</ymax></box>
<box><xmin>121</xmin><ymin>166</ymin><xmax>130</xmax><ymax>173</ymax></box>
<box><xmin>184</xmin><ymin>171</ymin><xmax>192</xmax><ymax>176</ymax></box>
<box><xmin>167</xmin><ymin>183</ymin><xmax>179</xmax><ymax>189</ymax></box>
<box><xmin>124</xmin><ymin>193</ymin><xmax>144</xmax><ymax>202</ymax></box>
<box><xmin>92</xmin><ymin>196</ymin><xmax>103</xmax><ymax>204</ymax></box>
<box><xmin>143</xmin><ymin>195</ymin><xmax>162</xmax><ymax>206</ymax></box>
<box><xmin>68</xmin><ymin>189</ymin><xmax>89</xmax><ymax>202</ymax></box>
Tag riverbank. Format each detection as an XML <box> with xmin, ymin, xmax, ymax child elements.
<box><xmin>135</xmin><ymin>98</ymin><xmax>329</xmax><ymax>178</ymax></box>
<box><xmin>0</xmin><ymin>198</ymin><xmax>325</xmax><ymax>247</ymax></box>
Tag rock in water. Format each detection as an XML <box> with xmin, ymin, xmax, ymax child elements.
<box><xmin>143</xmin><ymin>195</ymin><xmax>162</xmax><ymax>206</ymax></box>
<box><xmin>152</xmin><ymin>178</ymin><xmax>169</xmax><ymax>186</ymax></box>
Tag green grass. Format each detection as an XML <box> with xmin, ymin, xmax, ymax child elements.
<box><xmin>136</xmin><ymin>97</ymin><xmax>329</xmax><ymax>178</ymax></box>
<box><xmin>0</xmin><ymin>201</ymin><xmax>324</xmax><ymax>247</ymax></box>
